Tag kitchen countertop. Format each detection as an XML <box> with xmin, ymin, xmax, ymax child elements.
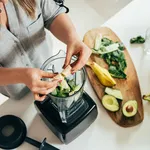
<box><xmin>1</xmin><ymin>0</ymin><xmax>150</xmax><ymax>149</ymax></box>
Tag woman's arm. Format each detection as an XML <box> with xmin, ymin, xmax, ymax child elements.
<box><xmin>49</xmin><ymin>13</ymin><xmax>91</xmax><ymax>73</ymax></box>
<box><xmin>50</xmin><ymin>13</ymin><xmax>78</xmax><ymax>45</ymax></box>
<box><xmin>0</xmin><ymin>68</ymin><xmax>25</xmax><ymax>85</ymax></box>
<box><xmin>0</xmin><ymin>68</ymin><xmax>60</xmax><ymax>101</ymax></box>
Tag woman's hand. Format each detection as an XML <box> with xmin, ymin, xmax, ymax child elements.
<box><xmin>22</xmin><ymin>68</ymin><xmax>60</xmax><ymax>101</ymax></box>
<box><xmin>64</xmin><ymin>40</ymin><xmax>92</xmax><ymax>73</ymax></box>
<box><xmin>50</xmin><ymin>14</ymin><xmax>91</xmax><ymax>72</ymax></box>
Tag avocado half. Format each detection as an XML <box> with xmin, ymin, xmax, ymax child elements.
<box><xmin>102</xmin><ymin>95</ymin><xmax>119</xmax><ymax>112</ymax></box>
<box><xmin>122</xmin><ymin>100</ymin><xmax>138</xmax><ymax>117</ymax></box>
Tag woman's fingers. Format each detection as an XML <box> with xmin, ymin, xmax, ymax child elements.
<box><xmin>37</xmin><ymin>79</ymin><xmax>60</xmax><ymax>89</ymax></box>
<box><xmin>41</xmin><ymin>70</ymin><xmax>57</xmax><ymax>78</ymax></box>
<box><xmin>71</xmin><ymin>52</ymin><xmax>87</xmax><ymax>72</ymax></box>
<box><xmin>33</xmin><ymin>81</ymin><xmax>58</xmax><ymax>101</ymax></box>
<box><xmin>38</xmin><ymin>84</ymin><xmax>58</xmax><ymax>95</ymax></box>
<box><xmin>34</xmin><ymin>93</ymin><xmax>46</xmax><ymax>101</ymax></box>
<box><xmin>72</xmin><ymin>45</ymin><xmax>92</xmax><ymax>72</ymax></box>
<box><xmin>65</xmin><ymin>41</ymin><xmax>92</xmax><ymax>73</ymax></box>
<box><xmin>63</xmin><ymin>48</ymin><xmax>73</xmax><ymax>69</ymax></box>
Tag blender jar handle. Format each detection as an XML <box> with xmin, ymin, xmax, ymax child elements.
<box><xmin>40</xmin><ymin>50</ymin><xmax>67</xmax><ymax>71</ymax></box>
<box><xmin>52</xmin><ymin>50</ymin><xmax>67</xmax><ymax>58</ymax></box>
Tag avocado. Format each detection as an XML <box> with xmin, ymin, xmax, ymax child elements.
<box><xmin>102</xmin><ymin>95</ymin><xmax>119</xmax><ymax>112</ymax></box>
<box><xmin>105</xmin><ymin>87</ymin><xmax>123</xmax><ymax>100</ymax></box>
<box><xmin>122</xmin><ymin>100</ymin><xmax>138</xmax><ymax>117</ymax></box>
<box><xmin>51</xmin><ymin>88</ymin><xmax>57</xmax><ymax>96</ymax></box>
<box><xmin>69</xmin><ymin>85</ymin><xmax>81</xmax><ymax>96</ymax></box>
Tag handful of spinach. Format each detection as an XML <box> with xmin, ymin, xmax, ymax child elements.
<box><xmin>101</xmin><ymin>50</ymin><xmax>127</xmax><ymax>79</ymax></box>
<box><xmin>93</xmin><ymin>37</ymin><xmax>127</xmax><ymax>79</ymax></box>
<box><xmin>130</xmin><ymin>36</ymin><xmax>145</xmax><ymax>44</ymax></box>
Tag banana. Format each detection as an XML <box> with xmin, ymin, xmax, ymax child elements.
<box><xmin>53</xmin><ymin>65</ymin><xmax>72</xmax><ymax>90</ymax></box>
<box><xmin>86</xmin><ymin>61</ymin><xmax>116</xmax><ymax>87</ymax></box>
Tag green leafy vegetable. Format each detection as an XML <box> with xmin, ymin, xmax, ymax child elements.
<box><xmin>51</xmin><ymin>79</ymin><xmax>81</xmax><ymax>97</ymax></box>
<box><xmin>93</xmin><ymin>36</ymin><xmax>120</xmax><ymax>54</ymax></box>
<box><xmin>118</xmin><ymin>42</ymin><xmax>125</xmax><ymax>51</ymax></box>
<box><xmin>109</xmin><ymin>66</ymin><xmax>127</xmax><ymax>79</ymax></box>
<box><xmin>101</xmin><ymin>37</ymin><xmax>113</xmax><ymax>46</ymax></box>
<box><xmin>101</xmin><ymin>51</ymin><xmax>127</xmax><ymax>79</ymax></box>
<box><xmin>93</xmin><ymin>37</ymin><xmax>127</xmax><ymax>79</ymax></box>
<box><xmin>130</xmin><ymin>36</ymin><xmax>145</xmax><ymax>44</ymax></box>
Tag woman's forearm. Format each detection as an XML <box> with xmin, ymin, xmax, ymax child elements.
<box><xmin>0</xmin><ymin>68</ymin><xmax>26</xmax><ymax>86</ymax></box>
<box><xmin>50</xmin><ymin>13</ymin><xmax>80</xmax><ymax>44</ymax></box>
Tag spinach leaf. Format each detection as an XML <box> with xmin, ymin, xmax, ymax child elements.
<box><xmin>118</xmin><ymin>42</ymin><xmax>125</xmax><ymax>50</ymax></box>
<box><xmin>130</xmin><ymin>36</ymin><xmax>145</xmax><ymax>44</ymax></box>
<box><xmin>109</xmin><ymin>66</ymin><xmax>127</xmax><ymax>79</ymax></box>
<box><xmin>101</xmin><ymin>38</ymin><xmax>112</xmax><ymax>46</ymax></box>
<box><xmin>118</xmin><ymin>60</ymin><xmax>127</xmax><ymax>71</ymax></box>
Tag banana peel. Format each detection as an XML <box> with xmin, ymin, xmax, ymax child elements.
<box><xmin>86</xmin><ymin>61</ymin><xmax>116</xmax><ymax>87</ymax></box>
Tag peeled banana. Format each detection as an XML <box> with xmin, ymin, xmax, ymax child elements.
<box><xmin>86</xmin><ymin>61</ymin><xmax>116</xmax><ymax>87</ymax></box>
<box><xmin>53</xmin><ymin>65</ymin><xmax>72</xmax><ymax>90</ymax></box>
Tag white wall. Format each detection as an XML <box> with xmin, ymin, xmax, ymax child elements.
<box><xmin>66</xmin><ymin>0</ymin><xmax>133</xmax><ymax>23</ymax></box>
<box><xmin>86</xmin><ymin>0</ymin><xmax>133</xmax><ymax>20</ymax></box>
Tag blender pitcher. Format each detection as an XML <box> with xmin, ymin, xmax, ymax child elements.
<box><xmin>41</xmin><ymin>50</ymin><xmax>86</xmax><ymax>123</ymax></box>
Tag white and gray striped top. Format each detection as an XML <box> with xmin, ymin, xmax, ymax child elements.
<box><xmin>0</xmin><ymin>0</ymin><xmax>66</xmax><ymax>99</ymax></box>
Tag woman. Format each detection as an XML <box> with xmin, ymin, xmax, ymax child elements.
<box><xmin>0</xmin><ymin>0</ymin><xmax>91</xmax><ymax>101</ymax></box>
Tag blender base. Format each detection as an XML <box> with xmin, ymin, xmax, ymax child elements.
<box><xmin>34</xmin><ymin>92</ymin><xmax>98</xmax><ymax>144</ymax></box>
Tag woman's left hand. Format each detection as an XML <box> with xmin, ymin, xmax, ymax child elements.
<box><xmin>64</xmin><ymin>40</ymin><xmax>92</xmax><ymax>73</ymax></box>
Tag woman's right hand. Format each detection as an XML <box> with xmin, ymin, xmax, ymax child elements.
<box><xmin>22</xmin><ymin>68</ymin><xmax>60</xmax><ymax>101</ymax></box>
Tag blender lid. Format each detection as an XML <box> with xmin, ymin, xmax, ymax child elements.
<box><xmin>0</xmin><ymin>115</ymin><xmax>59</xmax><ymax>150</ymax></box>
<box><xmin>0</xmin><ymin>115</ymin><xmax>26</xmax><ymax>149</ymax></box>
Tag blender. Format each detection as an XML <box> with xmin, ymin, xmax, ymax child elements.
<box><xmin>34</xmin><ymin>50</ymin><xmax>98</xmax><ymax>144</ymax></box>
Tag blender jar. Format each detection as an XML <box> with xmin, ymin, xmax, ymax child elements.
<box><xmin>41</xmin><ymin>50</ymin><xmax>86</xmax><ymax>123</ymax></box>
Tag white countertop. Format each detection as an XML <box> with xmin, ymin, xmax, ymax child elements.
<box><xmin>1</xmin><ymin>0</ymin><xmax>150</xmax><ymax>149</ymax></box>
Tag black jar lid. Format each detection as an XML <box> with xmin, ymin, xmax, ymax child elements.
<box><xmin>0</xmin><ymin>115</ymin><xmax>60</xmax><ymax>150</ymax></box>
<box><xmin>0</xmin><ymin>115</ymin><xmax>27</xmax><ymax>149</ymax></box>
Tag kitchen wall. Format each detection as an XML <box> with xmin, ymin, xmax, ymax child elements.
<box><xmin>65</xmin><ymin>0</ymin><xmax>133</xmax><ymax>24</ymax></box>
<box><xmin>64</xmin><ymin>0</ymin><xmax>132</xmax><ymax>38</ymax></box>
<box><xmin>85</xmin><ymin>0</ymin><xmax>133</xmax><ymax>21</ymax></box>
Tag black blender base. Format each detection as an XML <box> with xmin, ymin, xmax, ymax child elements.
<box><xmin>34</xmin><ymin>92</ymin><xmax>98</xmax><ymax>144</ymax></box>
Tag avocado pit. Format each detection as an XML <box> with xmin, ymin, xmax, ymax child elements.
<box><xmin>122</xmin><ymin>100</ymin><xmax>138</xmax><ymax>117</ymax></box>
<box><xmin>126</xmin><ymin>105</ymin><xmax>133</xmax><ymax>113</ymax></box>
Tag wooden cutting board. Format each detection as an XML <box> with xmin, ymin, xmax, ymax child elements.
<box><xmin>83</xmin><ymin>27</ymin><xmax>144</xmax><ymax>127</ymax></box>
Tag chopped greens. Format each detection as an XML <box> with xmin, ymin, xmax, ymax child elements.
<box><xmin>93</xmin><ymin>37</ymin><xmax>120</xmax><ymax>54</ymax></box>
<box><xmin>92</xmin><ymin>36</ymin><xmax>127</xmax><ymax>79</ymax></box>
<box><xmin>130</xmin><ymin>36</ymin><xmax>145</xmax><ymax>44</ymax></box>
<box><xmin>108</xmin><ymin>66</ymin><xmax>127</xmax><ymax>79</ymax></box>
<box><xmin>101</xmin><ymin>51</ymin><xmax>127</xmax><ymax>79</ymax></box>
<box><xmin>102</xmin><ymin>37</ymin><xmax>114</xmax><ymax>46</ymax></box>
<box><xmin>50</xmin><ymin>79</ymin><xmax>81</xmax><ymax>98</ymax></box>
<box><xmin>118</xmin><ymin>42</ymin><xmax>125</xmax><ymax>51</ymax></box>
